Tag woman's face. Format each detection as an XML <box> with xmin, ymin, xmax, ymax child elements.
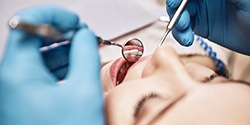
<box><xmin>101</xmin><ymin>46</ymin><xmax>250</xmax><ymax>125</ymax></box>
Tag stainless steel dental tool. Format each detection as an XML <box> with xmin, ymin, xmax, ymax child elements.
<box><xmin>158</xmin><ymin>0</ymin><xmax>189</xmax><ymax>46</ymax></box>
<box><xmin>8</xmin><ymin>16</ymin><xmax>144</xmax><ymax>63</ymax></box>
<box><xmin>98</xmin><ymin>37</ymin><xmax>144</xmax><ymax>63</ymax></box>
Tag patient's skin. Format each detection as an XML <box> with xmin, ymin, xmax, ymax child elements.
<box><xmin>101</xmin><ymin>47</ymin><xmax>217</xmax><ymax>93</ymax></box>
<box><xmin>101</xmin><ymin>46</ymin><xmax>250</xmax><ymax>125</ymax></box>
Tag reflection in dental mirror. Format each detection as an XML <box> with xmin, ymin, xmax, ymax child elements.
<box><xmin>98</xmin><ymin>37</ymin><xmax>144</xmax><ymax>63</ymax></box>
<box><xmin>122</xmin><ymin>38</ymin><xmax>144</xmax><ymax>63</ymax></box>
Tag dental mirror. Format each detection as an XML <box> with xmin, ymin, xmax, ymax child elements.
<box><xmin>98</xmin><ymin>37</ymin><xmax>144</xmax><ymax>63</ymax></box>
<box><xmin>122</xmin><ymin>38</ymin><xmax>144</xmax><ymax>63</ymax></box>
<box><xmin>8</xmin><ymin>16</ymin><xmax>144</xmax><ymax>63</ymax></box>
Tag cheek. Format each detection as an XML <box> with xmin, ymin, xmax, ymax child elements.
<box><xmin>141</xmin><ymin>59</ymin><xmax>159</xmax><ymax>79</ymax></box>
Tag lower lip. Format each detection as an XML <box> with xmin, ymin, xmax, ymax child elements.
<box><xmin>109</xmin><ymin>57</ymin><xmax>127</xmax><ymax>86</ymax></box>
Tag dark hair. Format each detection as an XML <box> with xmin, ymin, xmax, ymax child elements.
<box><xmin>216</xmin><ymin>67</ymin><xmax>230</xmax><ymax>79</ymax></box>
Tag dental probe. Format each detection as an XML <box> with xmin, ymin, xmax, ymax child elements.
<box><xmin>158</xmin><ymin>0</ymin><xmax>189</xmax><ymax>46</ymax></box>
<box><xmin>8</xmin><ymin>16</ymin><xmax>122</xmax><ymax>48</ymax></box>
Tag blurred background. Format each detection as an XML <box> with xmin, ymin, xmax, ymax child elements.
<box><xmin>0</xmin><ymin>0</ymin><xmax>165</xmax><ymax>55</ymax></box>
<box><xmin>0</xmin><ymin>0</ymin><xmax>249</xmax><ymax>83</ymax></box>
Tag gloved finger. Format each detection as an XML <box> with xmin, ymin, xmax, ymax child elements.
<box><xmin>41</xmin><ymin>23</ymin><xmax>88</xmax><ymax>80</ymax></box>
<box><xmin>66</xmin><ymin>28</ymin><xmax>101</xmax><ymax>86</ymax></box>
<box><xmin>166</xmin><ymin>0</ymin><xmax>197</xmax><ymax>30</ymax></box>
<box><xmin>175</xmin><ymin>10</ymin><xmax>190</xmax><ymax>31</ymax></box>
<box><xmin>166</xmin><ymin>1</ymin><xmax>176</xmax><ymax>18</ymax></box>
<box><xmin>166</xmin><ymin>0</ymin><xmax>182</xmax><ymax>10</ymax></box>
<box><xmin>1</xmin><ymin>31</ymin><xmax>54</xmax><ymax>83</ymax></box>
<box><xmin>172</xmin><ymin>25</ymin><xmax>194</xmax><ymax>46</ymax></box>
<box><xmin>166</xmin><ymin>0</ymin><xmax>196</xmax><ymax>16</ymax></box>
<box><xmin>2</xmin><ymin>6</ymin><xmax>80</xmax><ymax>82</ymax></box>
<box><xmin>167</xmin><ymin>4</ymin><xmax>193</xmax><ymax>45</ymax></box>
<box><xmin>186</xmin><ymin>0</ymin><xmax>197</xmax><ymax>17</ymax></box>
<box><xmin>63</xmin><ymin>28</ymin><xmax>103</xmax><ymax>124</ymax></box>
<box><xmin>166</xmin><ymin>1</ymin><xmax>190</xmax><ymax>30</ymax></box>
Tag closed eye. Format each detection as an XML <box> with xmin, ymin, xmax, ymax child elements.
<box><xmin>201</xmin><ymin>74</ymin><xmax>218</xmax><ymax>83</ymax></box>
<box><xmin>133</xmin><ymin>92</ymin><xmax>159</xmax><ymax>118</ymax></box>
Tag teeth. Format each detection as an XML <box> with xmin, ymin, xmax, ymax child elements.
<box><xmin>123</xmin><ymin>49</ymin><xmax>143</xmax><ymax>58</ymax></box>
<box><xmin>116</xmin><ymin>81</ymin><xmax>120</xmax><ymax>85</ymax></box>
<box><xmin>119</xmin><ymin>69</ymin><xmax>123</xmax><ymax>73</ymax></box>
<box><xmin>119</xmin><ymin>62</ymin><xmax>130</xmax><ymax>74</ymax></box>
<box><xmin>130</xmin><ymin>54</ymin><xmax>136</xmax><ymax>57</ymax></box>
<box><xmin>119</xmin><ymin>65</ymin><xmax>125</xmax><ymax>73</ymax></box>
<box><xmin>116</xmin><ymin>62</ymin><xmax>132</xmax><ymax>85</ymax></box>
<box><xmin>137</xmin><ymin>51</ymin><xmax>143</xmax><ymax>55</ymax></box>
<box><xmin>123</xmin><ymin>49</ymin><xmax>139</xmax><ymax>55</ymax></box>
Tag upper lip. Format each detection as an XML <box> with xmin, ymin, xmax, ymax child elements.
<box><xmin>109</xmin><ymin>56</ymin><xmax>151</xmax><ymax>86</ymax></box>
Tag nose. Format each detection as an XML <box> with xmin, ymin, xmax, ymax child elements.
<box><xmin>141</xmin><ymin>46</ymin><xmax>198</xmax><ymax>90</ymax></box>
<box><xmin>142</xmin><ymin>46</ymin><xmax>183</xmax><ymax>77</ymax></box>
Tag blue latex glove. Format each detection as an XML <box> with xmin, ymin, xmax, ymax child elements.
<box><xmin>0</xmin><ymin>5</ymin><xmax>104</xmax><ymax>125</ymax></box>
<box><xmin>41</xmin><ymin>43</ymin><xmax>71</xmax><ymax>80</ymax></box>
<box><xmin>166</xmin><ymin>0</ymin><xmax>250</xmax><ymax>55</ymax></box>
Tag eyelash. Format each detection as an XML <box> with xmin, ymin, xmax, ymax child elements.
<box><xmin>202</xmin><ymin>74</ymin><xmax>218</xmax><ymax>83</ymax></box>
<box><xmin>133</xmin><ymin>92</ymin><xmax>159</xmax><ymax>118</ymax></box>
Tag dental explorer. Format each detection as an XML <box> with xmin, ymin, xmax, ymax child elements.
<box><xmin>8</xmin><ymin>16</ymin><xmax>144</xmax><ymax>63</ymax></box>
<box><xmin>158</xmin><ymin>0</ymin><xmax>189</xmax><ymax>46</ymax></box>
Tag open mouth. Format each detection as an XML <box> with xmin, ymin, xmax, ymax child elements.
<box><xmin>109</xmin><ymin>56</ymin><xmax>150</xmax><ymax>87</ymax></box>
<box><xmin>110</xmin><ymin>57</ymin><xmax>134</xmax><ymax>86</ymax></box>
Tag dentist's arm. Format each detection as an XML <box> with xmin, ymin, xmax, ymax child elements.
<box><xmin>0</xmin><ymin>5</ymin><xmax>104</xmax><ymax>125</ymax></box>
<box><xmin>166</xmin><ymin>0</ymin><xmax>250</xmax><ymax>55</ymax></box>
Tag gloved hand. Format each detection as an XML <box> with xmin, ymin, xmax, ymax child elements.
<box><xmin>166</xmin><ymin>0</ymin><xmax>250</xmax><ymax>55</ymax></box>
<box><xmin>0</xmin><ymin>5</ymin><xmax>104</xmax><ymax>125</ymax></box>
